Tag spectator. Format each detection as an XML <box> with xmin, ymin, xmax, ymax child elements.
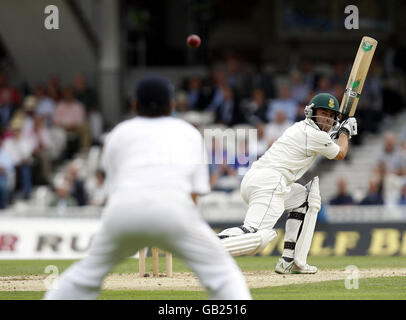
<box><xmin>174</xmin><ymin>91</ymin><xmax>189</xmax><ymax>112</ymax></box>
<box><xmin>225</xmin><ymin>55</ymin><xmax>244</xmax><ymax>94</ymax></box>
<box><xmin>317</xmin><ymin>203</ymin><xmax>328</xmax><ymax>223</ymax></box>
<box><xmin>214</xmin><ymin>85</ymin><xmax>246</xmax><ymax>126</ymax></box>
<box><xmin>267</xmin><ymin>84</ymin><xmax>299</xmax><ymax>123</ymax></box>
<box><xmin>332</xmin><ymin>84</ymin><xmax>345</xmax><ymax>105</ymax></box>
<box><xmin>210</xmin><ymin>160</ymin><xmax>238</xmax><ymax>192</ymax></box>
<box><xmin>29</xmin><ymin>115</ymin><xmax>53</xmax><ymax>185</ymax></box>
<box><xmin>398</xmin><ymin>123</ymin><xmax>406</xmax><ymax>152</ymax></box>
<box><xmin>399</xmin><ymin>184</ymin><xmax>406</xmax><ymax>205</ymax></box>
<box><xmin>73</xmin><ymin>74</ymin><xmax>103</xmax><ymax>145</ymax></box>
<box><xmin>356</xmin><ymin>63</ymin><xmax>383</xmax><ymax>135</ymax></box>
<box><xmin>374</xmin><ymin>132</ymin><xmax>406</xmax><ymax>176</ymax></box>
<box><xmin>359</xmin><ymin>178</ymin><xmax>384</xmax><ymax>205</ymax></box>
<box><xmin>242</xmin><ymin>87</ymin><xmax>269</xmax><ymax>125</ymax></box>
<box><xmin>15</xmin><ymin>97</ymin><xmax>54</xmax><ymax>184</ymax></box>
<box><xmin>65</xmin><ymin>161</ymin><xmax>88</xmax><ymax>206</ymax></box>
<box><xmin>73</xmin><ymin>74</ymin><xmax>98</xmax><ymax>112</ymax></box>
<box><xmin>0</xmin><ymin>72</ymin><xmax>21</xmax><ymax>108</ymax></box>
<box><xmin>47</xmin><ymin>75</ymin><xmax>62</xmax><ymax>102</ymax></box>
<box><xmin>0</xmin><ymin>90</ymin><xmax>16</xmax><ymax>129</ymax></box>
<box><xmin>264</xmin><ymin>110</ymin><xmax>293</xmax><ymax>147</ymax></box>
<box><xmin>209</xmin><ymin>139</ymin><xmax>238</xmax><ymax>192</ymax></box>
<box><xmin>53</xmin><ymin>87</ymin><xmax>90</xmax><ymax>159</ymax></box>
<box><xmin>242</xmin><ymin>64</ymin><xmax>277</xmax><ymax>99</ymax></box>
<box><xmin>290</xmin><ymin>70</ymin><xmax>310</xmax><ymax>105</ymax></box>
<box><xmin>186</xmin><ymin>76</ymin><xmax>203</xmax><ymax>110</ymax></box>
<box><xmin>0</xmin><ymin>134</ymin><xmax>14</xmax><ymax>209</ymax></box>
<box><xmin>300</xmin><ymin>60</ymin><xmax>317</xmax><ymax>90</ymax></box>
<box><xmin>329</xmin><ymin>177</ymin><xmax>355</xmax><ymax>205</ymax></box>
<box><xmin>50</xmin><ymin>180</ymin><xmax>78</xmax><ymax>215</ymax></box>
<box><xmin>3</xmin><ymin>116</ymin><xmax>35</xmax><ymax>200</ymax></box>
<box><xmin>34</xmin><ymin>84</ymin><xmax>56</xmax><ymax>126</ymax></box>
<box><xmin>330</xmin><ymin>61</ymin><xmax>347</xmax><ymax>87</ymax></box>
<box><xmin>207</xmin><ymin>68</ymin><xmax>227</xmax><ymax>111</ymax></box>
<box><xmin>0</xmin><ymin>72</ymin><xmax>22</xmax><ymax>129</ymax></box>
<box><xmin>197</xmin><ymin>75</ymin><xmax>217</xmax><ymax>111</ymax></box>
<box><xmin>315</xmin><ymin>76</ymin><xmax>333</xmax><ymax>95</ymax></box>
<box><xmin>87</xmin><ymin>169</ymin><xmax>107</xmax><ymax>206</ymax></box>
<box><xmin>373</xmin><ymin>161</ymin><xmax>387</xmax><ymax>196</ymax></box>
<box><xmin>12</xmin><ymin>95</ymin><xmax>36</xmax><ymax>135</ymax></box>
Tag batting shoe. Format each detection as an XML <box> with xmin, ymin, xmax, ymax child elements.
<box><xmin>275</xmin><ymin>258</ymin><xmax>318</xmax><ymax>274</ymax></box>
<box><xmin>274</xmin><ymin>258</ymin><xmax>294</xmax><ymax>274</ymax></box>
<box><xmin>291</xmin><ymin>263</ymin><xmax>318</xmax><ymax>274</ymax></box>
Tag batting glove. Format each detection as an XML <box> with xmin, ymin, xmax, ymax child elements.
<box><xmin>338</xmin><ymin>117</ymin><xmax>358</xmax><ymax>139</ymax></box>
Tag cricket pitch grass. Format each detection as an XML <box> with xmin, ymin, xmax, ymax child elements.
<box><xmin>0</xmin><ymin>256</ymin><xmax>405</xmax><ymax>300</ymax></box>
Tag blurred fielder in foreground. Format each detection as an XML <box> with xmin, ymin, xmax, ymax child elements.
<box><xmin>218</xmin><ymin>93</ymin><xmax>357</xmax><ymax>274</ymax></box>
<box><xmin>44</xmin><ymin>75</ymin><xmax>251</xmax><ymax>300</ymax></box>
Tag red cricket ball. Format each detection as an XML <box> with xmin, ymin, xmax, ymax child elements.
<box><xmin>187</xmin><ymin>34</ymin><xmax>201</xmax><ymax>48</ymax></box>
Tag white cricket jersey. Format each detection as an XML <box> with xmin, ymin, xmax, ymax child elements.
<box><xmin>101</xmin><ymin>116</ymin><xmax>210</xmax><ymax>196</ymax></box>
<box><xmin>251</xmin><ymin>119</ymin><xmax>340</xmax><ymax>183</ymax></box>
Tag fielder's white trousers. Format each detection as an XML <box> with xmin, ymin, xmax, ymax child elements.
<box><xmin>241</xmin><ymin>168</ymin><xmax>307</xmax><ymax>231</ymax></box>
<box><xmin>44</xmin><ymin>190</ymin><xmax>251</xmax><ymax>300</ymax></box>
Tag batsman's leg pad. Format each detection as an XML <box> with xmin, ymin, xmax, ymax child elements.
<box><xmin>281</xmin><ymin>177</ymin><xmax>320</xmax><ymax>266</ymax></box>
<box><xmin>281</xmin><ymin>204</ymin><xmax>307</xmax><ymax>262</ymax></box>
<box><xmin>294</xmin><ymin>177</ymin><xmax>320</xmax><ymax>267</ymax></box>
<box><xmin>220</xmin><ymin>228</ymin><xmax>277</xmax><ymax>256</ymax></box>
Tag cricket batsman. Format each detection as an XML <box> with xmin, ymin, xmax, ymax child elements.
<box><xmin>218</xmin><ymin>93</ymin><xmax>357</xmax><ymax>274</ymax></box>
<box><xmin>44</xmin><ymin>75</ymin><xmax>251</xmax><ymax>300</ymax></box>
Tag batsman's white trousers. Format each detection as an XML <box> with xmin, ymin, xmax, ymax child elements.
<box><xmin>241</xmin><ymin>167</ymin><xmax>306</xmax><ymax>231</ymax></box>
<box><xmin>44</xmin><ymin>190</ymin><xmax>251</xmax><ymax>300</ymax></box>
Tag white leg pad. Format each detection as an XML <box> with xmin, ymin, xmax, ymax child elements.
<box><xmin>221</xmin><ymin>229</ymin><xmax>277</xmax><ymax>256</ymax></box>
<box><xmin>294</xmin><ymin>177</ymin><xmax>320</xmax><ymax>267</ymax></box>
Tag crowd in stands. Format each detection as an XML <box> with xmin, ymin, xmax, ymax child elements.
<box><xmin>0</xmin><ymin>72</ymin><xmax>105</xmax><ymax>210</ymax></box>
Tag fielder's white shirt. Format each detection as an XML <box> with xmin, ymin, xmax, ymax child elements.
<box><xmin>251</xmin><ymin>119</ymin><xmax>340</xmax><ymax>183</ymax></box>
<box><xmin>101</xmin><ymin>116</ymin><xmax>210</xmax><ymax>196</ymax></box>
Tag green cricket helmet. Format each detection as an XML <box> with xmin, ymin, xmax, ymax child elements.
<box><xmin>309</xmin><ymin>93</ymin><xmax>340</xmax><ymax>117</ymax></box>
<box><xmin>304</xmin><ymin>93</ymin><xmax>341</xmax><ymax>131</ymax></box>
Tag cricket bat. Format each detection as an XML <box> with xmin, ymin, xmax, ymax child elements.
<box><xmin>340</xmin><ymin>36</ymin><xmax>378</xmax><ymax>118</ymax></box>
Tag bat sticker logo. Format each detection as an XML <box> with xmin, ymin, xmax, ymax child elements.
<box><xmin>362</xmin><ymin>41</ymin><xmax>373</xmax><ymax>52</ymax></box>
<box><xmin>347</xmin><ymin>79</ymin><xmax>361</xmax><ymax>99</ymax></box>
<box><xmin>350</xmin><ymin>79</ymin><xmax>360</xmax><ymax>89</ymax></box>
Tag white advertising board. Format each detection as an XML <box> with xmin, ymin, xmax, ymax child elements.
<box><xmin>0</xmin><ymin>218</ymin><xmax>101</xmax><ymax>259</ymax></box>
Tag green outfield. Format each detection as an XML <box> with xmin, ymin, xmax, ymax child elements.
<box><xmin>0</xmin><ymin>256</ymin><xmax>405</xmax><ymax>300</ymax></box>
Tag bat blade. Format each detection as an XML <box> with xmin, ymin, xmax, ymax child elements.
<box><xmin>340</xmin><ymin>36</ymin><xmax>378</xmax><ymax>117</ymax></box>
